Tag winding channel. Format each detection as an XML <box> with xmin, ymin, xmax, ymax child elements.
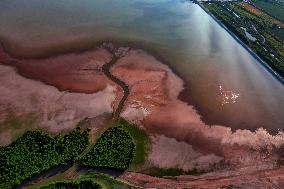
<box><xmin>102</xmin><ymin>52</ymin><xmax>130</xmax><ymax>122</ymax></box>
<box><xmin>20</xmin><ymin>51</ymin><xmax>131</xmax><ymax>188</ymax></box>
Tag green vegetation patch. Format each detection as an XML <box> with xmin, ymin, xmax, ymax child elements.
<box><xmin>81</xmin><ymin>173</ymin><xmax>131</xmax><ymax>189</ymax></box>
<box><xmin>80</xmin><ymin>127</ymin><xmax>135</xmax><ymax>171</ymax></box>
<box><xmin>270</xmin><ymin>27</ymin><xmax>284</xmax><ymax>42</ymax></box>
<box><xmin>252</xmin><ymin>0</ymin><xmax>284</xmax><ymax>22</ymax></box>
<box><xmin>118</xmin><ymin>119</ymin><xmax>149</xmax><ymax>170</ymax></box>
<box><xmin>0</xmin><ymin>128</ymin><xmax>89</xmax><ymax>189</ymax></box>
<box><xmin>40</xmin><ymin>179</ymin><xmax>102</xmax><ymax>189</ymax></box>
<box><xmin>145</xmin><ymin>167</ymin><xmax>203</xmax><ymax>177</ymax></box>
<box><xmin>37</xmin><ymin>173</ymin><xmax>131</xmax><ymax>189</ymax></box>
<box><xmin>0</xmin><ymin>114</ymin><xmax>37</xmax><ymax>140</ymax></box>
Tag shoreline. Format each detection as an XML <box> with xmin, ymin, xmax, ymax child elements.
<box><xmin>197</xmin><ymin>2</ymin><xmax>284</xmax><ymax>85</ymax></box>
<box><xmin>101</xmin><ymin>45</ymin><xmax>130</xmax><ymax>121</ymax></box>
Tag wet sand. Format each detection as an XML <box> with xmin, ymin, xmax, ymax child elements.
<box><xmin>0</xmin><ymin>64</ymin><xmax>116</xmax><ymax>144</ymax></box>
<box><xmin>1</xmin><ymin>42</ymin><xmax>284</xmax><ymax>175</ymax></box>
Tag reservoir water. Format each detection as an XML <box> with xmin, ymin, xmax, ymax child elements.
<box><xmin>0</xmin><ymin>0</ymin><xmax>283</xmax><ymax>132</ymax></box>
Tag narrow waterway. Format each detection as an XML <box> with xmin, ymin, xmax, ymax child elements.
<box><xmin>101</xmin><ymin>47</ymin><xmax>130</xmax><ymax>121</ymax></box>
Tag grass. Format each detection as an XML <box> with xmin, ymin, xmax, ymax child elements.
<box><xmin>118</xmin><ymin>119</ymin><xmax>150</xmax><ymax>171</ymax></box>
<box><xmin>35</xmin><ymin>173</ymin><xmax>131</xmax><ymax>189</ymax></box>
<box><xmin>40</xmin><ymin>179</ymin><xmax>102</xmax><ymax>189</ymax></box>
<box><xmin>144</xmin><ymin>167</ymin><xmax>203</xmax><ymax>177</ymax></box>
<box><xmin>0</xmin><ymin>114</ymin><xmax>39</xmax><ymax>145</ymax></box>
<box><xmin>0</xmin><ymin>114</ymin><xmax>36</xmax><ymax>132</ymax></box>
<box><xmin>81</xmin><ymin>173</ymin><xmax>132</xmax><ymax>189</ymax></box>
<box><xmin>9</xmin><ymin>117</ymin><xmax>28</xmax><ymax>129</ymax></box>
<box><xmin>270</xmin><ymin>27</ymin><xmax>284</xmax><ymax>42</ymax></box>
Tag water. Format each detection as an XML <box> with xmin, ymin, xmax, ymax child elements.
<box><xmin>240</xmin><ymin>27</ymin><xmax>257</xmax><ymax>42</ymax></box>
<box><xmin>0</xmin><ymin>0</ymin><xmax>283</xmax><ymax>132</ymax></box>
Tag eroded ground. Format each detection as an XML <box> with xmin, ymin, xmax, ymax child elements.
<box><xmin>120</xmin><ymin>167</ymin><xmax>284</xmax><ymax>189</ymax></box>
<box><xmin>1</xmin><ymin>43</ymin><xmax>284</xmax><ymax>188</ymax></box>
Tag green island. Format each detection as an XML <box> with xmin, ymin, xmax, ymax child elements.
<box><xmin>80</xmin><ymin>119</ymin><xmax>149</xmax><ymax>172</ymax></box>
<box><xmin>201</xmin><ymin>1</ymin><xmax>284</xmax><ymax>79</ymax></box>
<box><xmin>80</xmin><ymin>127</ymin><xmax>135</xmax><ymax>171</ymax></box>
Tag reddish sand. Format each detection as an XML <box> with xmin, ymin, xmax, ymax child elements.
<box><xmin>107</xmin><ymin>46</ymin><xmax>284</xmax><ymax>173</ymax></box>
<box><xmin>111</xmin><ymin>49</ymin><xmax>183</xmax><ymax>123</ymax></box>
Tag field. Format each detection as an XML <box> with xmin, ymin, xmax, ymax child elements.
<box><xmin>249</xmin><ymin>0</ymin><xmax>284</xmax><ymax>41</ymax></box>
<box><xmin>239</xmin><ymin>2</ymin><xmax>263</xmax><ymax>16</ymax></box>
<box><xmin>271</xmin><ymin>27</ymin><xmax>284</xmax><ymax>42</ymax></box>
<box><xmin>252</xmin><ymin>0</ymin><xmax>284</xmax><ymax>22</ymax></box>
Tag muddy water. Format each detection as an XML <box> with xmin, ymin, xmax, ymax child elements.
<box><xmin>0</xmin><ymin>0</ymin><xmax>283</xmax><ymax>132</ymax></box>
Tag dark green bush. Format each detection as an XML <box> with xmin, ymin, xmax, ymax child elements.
<box><xmin>80</xmin><ymin>127</ymin><xmax>134</xmax><ymax>171</ymax></box>
<box><xmin>0</xmin><ymin>128</ymin><xmax>89</xmax><ymax>189</ymax></box>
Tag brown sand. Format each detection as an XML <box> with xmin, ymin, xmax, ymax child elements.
<box><xmin>148</xmin><ymin>135</ymin><xmax>223</xmax><ymax>171</ymax></box>
<box><xmin>121</xmin><ymin>167</ymin><xmax>284</xmax><ymax>189</ymax></box>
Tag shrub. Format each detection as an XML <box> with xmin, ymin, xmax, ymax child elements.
<box><xmin>80</xmin><ymin>127</ymin><xmax>134</xmax><ymax>171</ymax></box>
<box><xmin>0</xmin><ymin>128</ymin><xmax>89</xmax><ymax>189</ymax></box>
